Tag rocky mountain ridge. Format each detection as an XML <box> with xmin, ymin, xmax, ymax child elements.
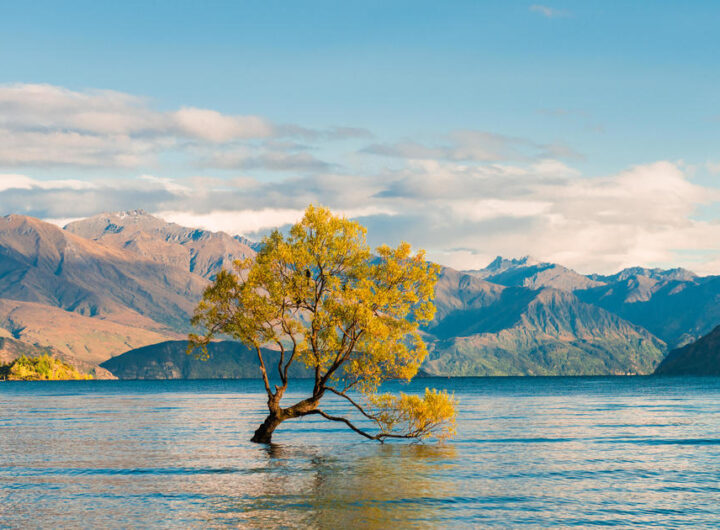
<box><xmin>0</xmin><ymin>211</ymin><xmax>718</xmax><ymax>377</ymax></box>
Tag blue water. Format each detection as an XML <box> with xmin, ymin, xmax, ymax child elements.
<box><xmin>2</xmin><ymin>377</ymin><xmax>720</xmax><ymax>528</ymax></box>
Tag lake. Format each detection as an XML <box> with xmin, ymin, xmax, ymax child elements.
<box><xmin>2</xmin><ymin>377</ymin><xmax>719</xmax><ymax>528</ymax></box>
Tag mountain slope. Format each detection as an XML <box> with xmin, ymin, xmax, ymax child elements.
<box><xmin>654</xmin><ymin>325</ymin><xmax>720</xmax><ymax>375</ymax></box>
<box><xmin>0</xmin><ymin>298</ymin><xmax>176</xmax><ymax>365</ymax></box>
<box><xmin>0</xmin><ymin>214</ymin><xmax>207</xmax><ymax>330</ymax></box>
<box><xmin>468</xmin><ymin>256</ymin><xmax>720</xmax><ymax>350</ymax></box>
<box><xmin>0</xmin><ymin>335</ymin><xmax>57</xmax><ymax>364</ymax></box>
<box><xmin>65</xmin><ymin>210</ymin><xmax>256</xmax><ymax>279</ymax></box>
<box><xmin>576</xmin><ymin>271</ymin><xmax>720</xmax><ymax>347</ymax></box>
<box><xmin>425</xmin><ymin>272</ymin><xmax>666</xmax><ymax>376</ymax></box>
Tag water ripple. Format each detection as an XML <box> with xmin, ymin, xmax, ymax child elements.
<box><xmin>2</xmin><ymin>376</ymin><xmax>720</xmax><ymax>528</ymax></box>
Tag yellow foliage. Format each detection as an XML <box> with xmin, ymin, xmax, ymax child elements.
<box><xmin>0</xmin><ymin>354</ymin><xmax>92</xmax><ymax>381</ymax></box>
<box><xmin>190</xmin><ymin>204</ymin><xmax>456</xmax><ymax>442</ymax></box>
<box><xmin>370</xmin><ymin>388</ymin><xmax>457</xmax><ymax>441</ymax></box>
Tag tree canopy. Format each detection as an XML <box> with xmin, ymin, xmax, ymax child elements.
<box><xmin>189</xmin><ymin>205</ymin><xmax>456</xmax><ymax>443</ymax></box>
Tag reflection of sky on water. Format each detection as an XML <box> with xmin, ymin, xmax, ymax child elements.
<box><xmin>1</xmin><ymin>377</ymin><xmax>720</xmax><ymax>527</ymax></box>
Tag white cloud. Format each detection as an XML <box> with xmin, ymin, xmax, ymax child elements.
<box><xmin>43</xmin><ymin>217</ymin><xmax>85</xmax><ymax>227</ymax></box>
<box><xmin>2</xmin><ymin>84</ymin><xmax>720</xmax><ymax>275</ymax></box>
<box><xmin>0</xmin><ymin>83</ymin><xmax>346</xmax><ymax>169</ymax></box>
<box><xmin>154</xmin><ymin>205</ymin><xmax>396</xmax><ymax>237</ymax></box>
<box><xmin>0</xmin><ymin>174</ymin><xmax>96</xmax><ymax>192</ymax></box>
<box><xmin>137</xmin><ymin>175</ymin><xmax>193</xmax><ymax>195</ymax></box>
<box><xmin>425</xmin><ymin>161</ymin><xmax>720</xmax><ymax>273</ymax></box>
<box><xmin>4</xmin><ymin>160</ymin><xmax>720</xmax><ymax>276</ymax></box>
<box><xmin>154</xmin><ymin>208</ymin><xmax>307</xmax><ymax>235</ymax></box>
<box><xmin>450</xmin><ymin>199</ymin><xmax>552</xmax><ymax>222</ymax></box>
<box><xmin>171</xmin><ymin>107</ymin><xmax>273</xmax><ymax>142</ymax></box>
<box><xmin>362</xmin><ymin>129</ymin><xmax>581</xmax><ymax>163</ymax></box>
<box><xmin>529</xmin><ymin>159</ymin><xmax>581</xmax><ymax>178</ymax></box>
<box><xmin>204</xmin><ymin>150</ymin><xmax>334</xmax><ymax>172</ymax></box>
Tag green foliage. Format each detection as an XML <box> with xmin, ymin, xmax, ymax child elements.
<box><xmin>190</xmin><ymin>205</ymin><xmax>456</xmax><ymax>442</ymax></box>
<box><xmin>0</xmin><ymin>354</ymin><xmax>92</xmax><ymax>381</ymax></box>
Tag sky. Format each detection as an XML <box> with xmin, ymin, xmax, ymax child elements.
<box><xmin>1</xmin><ymin>1</ymin><xmax>720</xmax><ymax>274</ymax></box>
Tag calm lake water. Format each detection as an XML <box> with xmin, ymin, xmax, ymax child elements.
<box><xmin>2</xmin><ymin>377</ymin><xmax>720</xmax><ymax>528</ymax></box>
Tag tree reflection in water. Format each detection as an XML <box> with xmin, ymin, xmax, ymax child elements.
<box><xmin>200</xmin><ymin>443</ymin><xmax>458</xmax><ymax>528</ymax></box>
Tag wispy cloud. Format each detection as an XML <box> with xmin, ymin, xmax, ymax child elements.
<box><xmin>0</xmin><ymin>83</ymin><xmax>358</xmax><ymax>170</ymax></box>
<box><xmin>5</xmin><ymin>82</ymin><xmax>720</xmax><ymax>275</ymax></box>
<box><xmin>201</xmin><ymin>151</ymin><xmax>337</xmax><ymax>172</ymax></box>
<box><xmin>538</xmin><ymin>108</ymin><xmax>605</xmax><ymax>133</ymax></box>
<box><xmin>361</xmin><ymin>130</ymin><xmax>582</xmax><ymax>162</ymax></box>
<box><xmin>706</xmin><ymin>161</ymin><xmax>720</xmax><ymax>174</ymax></box>
<box><xmin>530</xmin><ymin>5</ymin><xmax>570</xmax><ymax>18</ymax></box>
<box><xmin>0</xmin><ymin>174</ymin><xmax>97</xmax><ymax>192</ymax></box>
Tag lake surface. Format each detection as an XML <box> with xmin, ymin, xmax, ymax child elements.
<box><xmin>2</xmin><ymin>377</ymin><xmax>720</xmax><ymax>528</ymax></box>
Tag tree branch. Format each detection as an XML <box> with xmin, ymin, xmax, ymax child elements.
<box><xmin>304</xmin><ymin>408</ymin><xmax>425</xmax><ymax>443</ymax></box>
<box><xmin>320</xmin><ymin>329</ymin><xmax>363</xmax><ymax>386</ymax></box>
<box><xmin>255</xmin><ymin>345</ymin><xmax>273</xmax><ymax>399</ymax></box>
<box><xmin>304</xmin><ymin>409</ymin><xmax>377</xmax><ymax>441</ymax></box>
<box><xmin>324</xmin><ymin>386</ymin><xmax>378</xmax><ymax>421</ymax></box>
<box><xmin>274</xmin><ymin>339</ymin><xmax>286</xmax><ymax>385</ymax></box>
<box><xmin>283</xmin><ymin>334</ymin><xmax>299</xmax><ymax>382</ymax></box>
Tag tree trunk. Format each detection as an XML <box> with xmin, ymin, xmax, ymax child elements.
<box><xmin>250</xmin><ymin>413</ymin><xmax>284</xmax><ymax>444</ymax></box>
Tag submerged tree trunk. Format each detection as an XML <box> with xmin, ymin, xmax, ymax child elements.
<box><xmin>250</xmin><ymin>396</ymin><xmax>321</xmax><ymax>443</ymax></box>
<box><xmin>250</xmin><ymin>413</ymin><xmax>285</xmax><ymax>444</ymax></box>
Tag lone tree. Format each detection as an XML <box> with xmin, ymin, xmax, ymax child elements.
<box><xmin>189</xmin><ymin>205</ymin><xmax>456</xmax><ymax>444</ymax></box>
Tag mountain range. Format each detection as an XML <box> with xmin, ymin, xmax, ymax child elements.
<box><xmin>0</xmin><ymin>210</ymin><xmax>717</xmax><ymax>378</ymax></box>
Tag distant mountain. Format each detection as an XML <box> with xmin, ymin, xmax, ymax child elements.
<box><xmin>101</xmin><ymin>340</ymin><xmax>312</xmax><ymax>380</ymax></box>
<box><xmin>654</xmin><ymin>325</ymin><xmax>720</xmax><ymax>375</ymax></box>
<box><xmin>465</xmin><ymin>256</ymin><xmax>604</xmax><ymax>291</ymax></box>
<box><xmin>65</xmin><ymin>210</ymin><xmax>256</xmax><ymax>279</ymax></box>
<box><xmin>2</xmin><ymin>212</ymin><xmax>719</xmax><ymax>378</ymax></box>
<box><xmin>425</xmin><ymin>270</ymin><xmax>665</xmax><ymax>376</ymax></box>
<box><xmin>469</xmin><ymin>256</ymin><xmax>541</xmax><ymax>275</ymax></box>
<box><xmin>469</xmin><ymin>255</ymin><xmax>720</xmax><ymax>349</ymax></box>
<box><xmin>0</xmin><ymin>214</ymin><xmax>206</xmax><ymax>330</ymax></box>
<box><xmin>576</xmin><ymin>270</ymin><xmax>720</xmax><ymax>347</ymax></box>
<box><xmin>589</xmin><ymin>266</ymin><xmax>698</xmax><ymax>284</ymax></box>
<box><xmin>0</xmin><ymin>214</ymin><xmax>199</xmax><ymax>366</ymax></box>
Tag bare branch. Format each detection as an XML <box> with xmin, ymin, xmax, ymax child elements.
<box><xmin>283</xmin><ymin>334</ymin><xmax>299</xmax><ymax>382</ymax></box>
<box><xmin>255</xmin><ymin>345</ymin><xmax>273</xmax><ymax>399</ymax></box>
<box><xmin>274</xmin><ymin>339</ymin><xmax>286</xmax><ymax>384</ymax></box>
<box><xmin>304</xmin><ymin>409</ymin><xmax>376</xmax><ymax>441</ymax></box>
<box><xmin>324</xmin><ymin>386</ymin><xmax>378</xmax><ymax>421</ymax></box>
<box><xmin>304</xmin><ymin>408</ymin><xmax>425</xmax><ymax>443</ymax></box>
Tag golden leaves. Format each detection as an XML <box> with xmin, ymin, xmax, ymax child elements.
<box><xmin>370</xmin><ymin>388</ymin><xmax>457</xmax><ymax>441</ymax></box>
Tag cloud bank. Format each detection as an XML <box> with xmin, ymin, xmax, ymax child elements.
<box><xmin>2</xmin><ymin>83</ymin><xmax>720</xmax><ymax>275</ymax></box>
<box><xmin>4</xmin><ymin>160</ymin><xmax>720</xmax><ymax>275</ymax></box>
<box><xmin>0</xmin><ymin>83</ymin><xmax>354</xmax><ymax>171</ymax></box>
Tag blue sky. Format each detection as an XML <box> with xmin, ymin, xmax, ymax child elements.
<box><xmin>1</xmin><ymin>1</ymin><xmax>720</xmax><ymax>273</ymax></box>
